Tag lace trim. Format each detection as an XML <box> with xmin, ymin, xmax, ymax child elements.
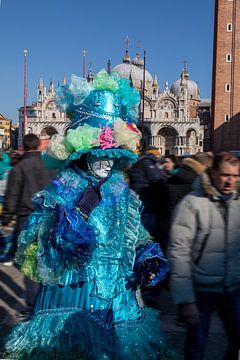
<box><xmin>34</xmin><ymin>307</ymin><xmax>145</xmax><ymax>331</ymax></box>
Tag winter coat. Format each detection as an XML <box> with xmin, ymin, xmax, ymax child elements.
<box><xmin>156</xmin><ymin>158</ymin><xmax>205</xmax><ymax>250</ymax></box>
<box><xmin>127</xmin><ymin>153</ymin><xmax>167</xmax><ymax>214</ymax></box>
<box><xmin>168</xmin><ymin>172</ymin><xmax>240</xmax><ymax>305</ymax></box>
<box><xmin>1</xmin><ymin>151</ymin><xmax>55</xmax><ymax>225</ymax></box>
<box><xmin>166</xmin><ymin>158</ymin><xmax>205</xmax><ymax>202</ymax></box>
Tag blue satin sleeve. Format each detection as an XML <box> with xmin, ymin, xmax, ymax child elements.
<box><xmin>54</xmin><ymin>205</ymin><xmax>98</xmax><ymax>262</ymax></box>
<box><xmin>126</xmin><ymin>241</ymin><xmax>169</xmax><ymax>289</ymax></box>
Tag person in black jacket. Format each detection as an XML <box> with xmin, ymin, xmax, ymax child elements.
<box><xmin>1</xmin><ymin>134</ymin><xmax>55</xmax><ymax>265</ymax></box>
<box><xmin>157</xmin><ymin>157</ymin><xmax>206</xmax><ymax>253</ymax></box>
<box><xmin>127</xmin><ymin>146</ymin><xmax>167</xmax><ymax>238</ymax></box>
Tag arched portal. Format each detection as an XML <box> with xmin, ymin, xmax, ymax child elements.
<box><xmin>157</xmin><ymin>127</ymin><xmax>178</xmax><ymax>155</ymax></box>
<box><xmin>40</xmin><ymin>126</ymin><xmax>58</xmax><ymax>140</ymax></box>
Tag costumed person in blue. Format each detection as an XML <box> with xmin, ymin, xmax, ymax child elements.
<box><xmin>5</xmin><ymin>70</ymin><xmax>177</xmax><ymax>359</ymax></box>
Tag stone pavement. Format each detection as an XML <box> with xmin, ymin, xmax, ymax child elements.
<box><xmin>0</xmin><ymin>263</ymin><xmax>227</xmax><ymax>359</ymax></box>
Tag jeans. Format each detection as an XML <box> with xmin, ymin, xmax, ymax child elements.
<box><xmin>184</xmin><ymin>289</ymin><xmax>240</xmax><ymax>360</ymax></box>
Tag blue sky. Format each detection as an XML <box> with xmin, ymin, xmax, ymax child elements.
<box><xmin>0</xmin><ymin>0</ymin><xmax>215</xmax><ymax>123</ymax></box>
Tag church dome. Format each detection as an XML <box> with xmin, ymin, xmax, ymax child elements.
<box><xmin>112</xmin><ymin>63</ymin><xmax>153</xmax><ymax>85</ymax></box>
<box><xmin>170</xmin><ymin>67</ymin><xmax>200</xmax><ymax>99</ymax></box>
<box><xmin>170</xmin><ymin>79</ymin><xmax>200</xmax><ymax>99</ymax></box>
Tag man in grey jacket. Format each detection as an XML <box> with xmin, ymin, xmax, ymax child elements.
<box><xmin>168</xmin><ymin>152</ymin><xmax>240</xmax><ymax>360</ymax></box>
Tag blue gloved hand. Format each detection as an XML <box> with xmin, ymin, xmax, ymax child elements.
<box><xmin>77</xmin><ymin>178</ymin><xmax>106</xmax><ymax>219</ymax></box>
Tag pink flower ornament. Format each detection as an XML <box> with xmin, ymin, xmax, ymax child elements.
<box><xmin>95</xmin><ymin>126</ymin><xmax>117</xmax><ymax>149</ymax></box>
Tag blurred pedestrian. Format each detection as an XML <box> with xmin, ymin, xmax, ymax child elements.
<box><xmin>168</xmin><ymin>152</ymin><xmax>240</xmax><ymax>359</ymax></box>
<box><xmin>127</xmin><ymin>146</ymin><xmax>167</xmax><ymax>238</ymax></box>
<box><xmin>9</xmin><ymin>150</ymin><xmax>22</xmax><ymax>167</ymax></box>
<box><xmin>157</xmin><ymin>157</ymin><xmax>205</xmax><ymax>252</ymax></box>
<box><xmin>0</xmin><ymin>151</ymin><xmax>13</xmax><ymax>261</ymax></box>
<box><xmin>195</xmin><ymin>152</ymin><xmax>213</xmax><ymax>169</ymax></box>
<box><xmin>1</xmin><ymin>134</ymin><xmax>55</xmax><ymax>305</ymax></box>
<box><xmin>127</xmin><ymin>147</ymin><xmax>169</xmax><ymax>308</ymax></box>
<box><xmin>0</xmin><ymin>151</ymin><xmax>12</xmax><ymax>213</ymax></box>
<box><xmin>162</xmin><ymin>154</ymin><xmax>180</xmax><ymax>176</ymax></box>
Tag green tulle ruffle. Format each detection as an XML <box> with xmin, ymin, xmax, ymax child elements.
<box><xmin>21</xmin><ymin>243</ymin><xmax>41</xmax><ymax>282</ymax></box>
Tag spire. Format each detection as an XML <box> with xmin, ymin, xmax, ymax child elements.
<box><xmin>124</xmin><ymin>35</ymin><xmax>130</xmax><ymax>51</ymax></box>
<box><xmin>37</xmin><ymin>76</ymin><xmax>44</xmax><ymax>102</ymax></box>
<box><xmin>48</xmin><ymin>79</ymin><xmax>54</xmax><ymax>95</ymax></box>
<box><xmin>38</xmin><ymin>77</ymin><xmax>44</xmax><ymax>89</ymax></box>
<box><xmin>83</xmin><ymin>49</ymin><xmax>87</xmax><ymax>78</ymax></box>
<box><xmin>164</xmin><ymin>80</ymin><xmax>169</xmax><ymax>92</ymax></box>
<box><xmin>87</xmin><ymin>62</ymin><xmax>94</xmax><ymax>82</ymax></box>
<box><xmin>153</xmin><ymin>74</ymin><xmax>158</xmax><ymax>87</ymax></box>
<box><xmin>123</xmin><ymin>35</ymin><xmax>131</xmax><ymax>63</ymax></box>
<box><xmin>181</xmin><ymin>60</ymin><xmax>189</xmax><ymax>81</ymax></box>
<box><xmin>132</xmin><ymin>48</ymin><xmax>144</xmax><ymax>68</ymax></box>
<box><xmin>63</xmin><ymin>74</ymin><xmax>67</xmax><ymax>85</ymax></box>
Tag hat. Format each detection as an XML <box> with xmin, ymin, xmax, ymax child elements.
<box><xmin>43</xmin><ymin>69</ymin><xmax>141</xmax><ymax>169</ymax></box>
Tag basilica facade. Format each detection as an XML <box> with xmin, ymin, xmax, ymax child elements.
<box><xmin>112</xmin><ymin>51</ymin><xmax>205</xmax><ymax>155</ymax></box>
<box><xmin>19</xmin><ymin>51</ymin><xmax>206</xmax><ymax>155</ymax></box>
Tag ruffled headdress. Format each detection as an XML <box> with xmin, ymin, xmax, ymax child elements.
<box><xmin>43</xmin><ymin>69</ymin><xmax>141</xmax><ymax>169</ymax></box>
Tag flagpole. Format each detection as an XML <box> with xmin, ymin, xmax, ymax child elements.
<box><xmin>23</xmin><ymin>49</ymin><xmax>27</xmax><ymax>136</ymax></box>
<box><xmin>141</xmin><ymin>50</ymin><xmax>146</xmax><ymax>146</ymax></box>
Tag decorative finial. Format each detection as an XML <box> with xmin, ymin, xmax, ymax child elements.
<box><xmin>87</xmin><ymin>61</ymin><xmax>94</xmax><ymax>82</ymax></box>
<box><xmin>165</xmin><ymin>81</ymin><xmax>169</xmax><ymax>91</ymax></box>
<box><xmin>136</xmin><ymin>41</ymin><xmax>141</xmax><ymax>56</ymax></box>
<box><xmin>38</xmin><ymin>76</ymin><xmax>44</xmax><ymax>89</ymax></box>
<box><xmin>153</xmin><ymin>74</ymin><xmax>158</xmax><ymax>87</ymax></box>
<box><xmin>181</xmin><ymin>59</ymin><xmax>189</xmax><ymax>79</ymax></box>
<box><xmin>83</xmin><ymin>49</ymin><xmax>87</xmax><ymax>78</ymax></box>
<box><xmin>48</xmin><ymin>78</ymin><xmax>54</xmax><ymax>94</ymax></box>
<box><xmin>183</xmin><ymin>60</ymin><xmax>187</xmax><ymax>71</ymax></box>
<box><xmin>123</xmin><ymin>37</ymin><xmax>131</xmax><ymax>64</ymax></box>
<box><xmin>124</xmin><ymin>35</ymin><xmax>130</xmax><ymax>51</ymax></box>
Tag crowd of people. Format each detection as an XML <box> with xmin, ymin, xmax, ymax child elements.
<box><xmin>0</xmin><ymin>69</ymin><xmax>240</xmax><ymax>360</ymax></box>
<box><xmin>128</xmin><ymin>146</ymin><xmax>240</xmax><ymax>359</ymax></box>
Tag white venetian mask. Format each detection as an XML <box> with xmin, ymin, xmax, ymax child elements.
<box><xmin>88</xmin><ymin>154</ymin><xmax>114</xmax><ymax>179</ymax></box>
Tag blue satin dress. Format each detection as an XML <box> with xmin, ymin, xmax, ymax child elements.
<box><xmin>5</xmin><ymin>166</ymin><xmax>177</xmax><ymax>360</ymax></box>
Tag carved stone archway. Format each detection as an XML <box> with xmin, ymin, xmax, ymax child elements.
<box><xmin>157</xmin><ymin>127</ymin><xmax>178</xmax><ymax>155</ymax></box>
